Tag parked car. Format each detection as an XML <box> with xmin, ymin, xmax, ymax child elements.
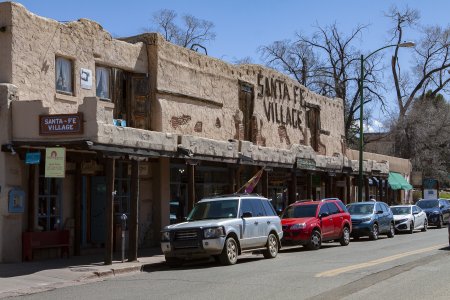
<box><xmin>281</xmin><ymin>199</ymin><xmax>352</xmax><ymax>250</ymax></box>
<box><xmin>161</xmin><ymin>194</ymin><xmax>283</xmax><ymax>266</ymax></box>
<box><xmin>390</xmin><ymin>205</ymin><xmax>428</xmax><ymax>234</ymax></box>
<box><xmin>448</xmin><ymin>214</ymin><xmax>450</xmax><ymax>247</ymax></box>
<box><xmin>347</xmin><ymin>201</ymin><xmax>395</xmax><ymax>240</ymax></box>
<box><xmin>415</xmin><ymin>199</ymin><xmax>450</xmax><ymax>228</ymax></box>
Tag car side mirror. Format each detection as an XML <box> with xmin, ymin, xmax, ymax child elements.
<box><xmin>440</xmin><ymin>205</ymin><xmax>444</xmax><ymax>209</ymax></box>
<box><xmin>413</xmin><ymin>212</ymin><xmax>418</xmax><ymax>215</ymax></box>
<box><xmin>377</xmin><ymin>210</ymin><xmax>384</xmax><ymax>214</ymax></box>
<box><xmin>319</xmin><ymin>212</ymin><xmax>329</xmax><ymax>218</ymax></box>
<box><xmin>242</xmin><ymin>211</ymin><xmax>253</xmax><ymax>218</ymax></box>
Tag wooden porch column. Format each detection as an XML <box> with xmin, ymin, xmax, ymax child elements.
<box><xmin>261</xmin><ymin>170</ymin><xmax>268</xmax><ymax>198</ymax></box>
<box><xmin>27</xmin><ymin>165</ymin><xmax>36</xmax><ymax>232</ymax></box>
<box><xmin>187</xmin><ymin>164</ymin><xmax>196</xmax><ymax>213</ymax></box>
<box><xmin>228</xmin><ymin>167</ymin><xmax>236</xmax><ymax>193</ymax></box>
<box><xmin>345</xmin><ymin>175</ymin><xmax>351</xmax><ymax>204</ymax></box>
<box><xmin>364</xmin><ymin>176</ymin><xmax>369</xmax><ymax>201</ymax></box>
<box><xmin>105</xmin><ymin>158</ymin><xmax>115</xmax><ymax>265</ymax></box>
<box><xmin>385</xmin><ymin>179</ymin><xmax>390</xmax><ymax>204</ymax></box>
<box><xmin>378</xmin><ymin>177</ymin><xmax>383</xmax><ymax>202</ymax></box>
<box><xmin>74</xmin><ymin>162</ymin><xmax>82</xmax><ymax>256</ymax></box>
<box><xmin>128</xmin><ymin>160</ymin><xmax>139</xmax><ymax>262</ymax></box>
<box><xmin>325</xmin><ymin>175</ymin><xmax>332</xmax><ymax>198</ymax></box>
<box><xmin>288</xmin><ymin>171</ymin><xmax>297</xmax><ymax>204</ymax></box>
<box><xmin>306</xmin><ymin>173</ymin><xmax>312</xmax><ymax>199</ymax></box>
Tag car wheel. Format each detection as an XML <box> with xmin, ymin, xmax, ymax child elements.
<box><xmin>307</xmin><ymin>229</ymin><xmax>321</xmax><ymax>250</ymax></box>
<box><xmin>408</xmin><ymin>221</ymin><xmax>414</xmax><ymax>234</ymax></box>
<box><xmin>387</xmin><ymin>222</ymin><xmax>395</xmax><ymax>238</ymax></box>
<box><xmin>165</xmin><ymin>257</ymin><xmax>183</xmax><ymax>268</ymax></box>
<box><xmin>263</xmin><ymin>233</ymin><xmax>279</xmax><ymax>259</ymax></box>
<box><xmin>339</xmin><ymin>226</ymin><xmax>350</xmax><ymax>246</ymax></box>
<box><xmin>438</xmin><ymin>216</ymin><xmax>443</xmax><ymax>229</ymax></box>
<box><xmin>421</xmin><ymin>219</ymin><xmax>428</xmax><ymax>232</ymax></box>
<box><xmin>219</xmin><ymin>236</ymin><xmax>238</xmax><ymax>265</ymax></box>
<box><xmin>369</xmin><ymin>223</ymin><xmax>379</xmax><ymax>240</ymax></box>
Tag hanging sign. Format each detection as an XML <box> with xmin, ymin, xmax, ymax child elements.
<box><xmin>25</xmin><ymin>152</ymin><xmax>41</xmax><ymax>164</ymax></box>
<box><xmin>45</xmin><ymin>147</ymin><xmax>66</xmax><ymax>178</ymax></box>
<box><xmin>39</xmin><ymin>113</ymin><xmax>83</xmax><ymax>135</ymax></box>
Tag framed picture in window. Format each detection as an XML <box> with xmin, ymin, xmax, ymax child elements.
<box><xmin>55</xmin><ymin>57</ymin><xmax>73</xmax><ymax>95</ymax></box>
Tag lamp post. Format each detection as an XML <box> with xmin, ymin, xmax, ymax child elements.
<box><xmin>358</xmin><ymin>41</ymin><xmax>415</xmax><ymax>202</ymax></box>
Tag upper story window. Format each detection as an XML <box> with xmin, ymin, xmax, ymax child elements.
<box><xmin>96</xmin><ymin>66</ymin><xmax>111</xmax><ymax>100</ymax></box>
<box><xmin>55</xmin><ymin>57</ymin><xmax>73</xmax><ymax>95</ymax></box>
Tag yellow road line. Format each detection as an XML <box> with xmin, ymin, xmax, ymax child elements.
<box><xmin>315</xmin><ymin>244</ymin><xmax>446</xmax><ymax>277</ymax></box>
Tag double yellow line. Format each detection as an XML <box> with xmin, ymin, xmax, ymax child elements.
<box><xmin>315</xmin><ymin>244</ymin><xmax>446</xmax><ymax>277</ymax></box>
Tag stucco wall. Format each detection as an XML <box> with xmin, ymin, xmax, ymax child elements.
<box><xmin>0</xmin><ymin>2</ymin><xmax>12</xmax><ymax>83</ymax></box>
<box><xmin>8</xmin><ymin>2</ymin><xmax>147</xmax><ymax>113</ymax></box>
<box><xmin>152</xmin><ymin>35</ymin><xmax>345</xmax><ymax>155</ymax></box>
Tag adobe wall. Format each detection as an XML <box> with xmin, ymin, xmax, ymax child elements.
<box><xmin>7</xmin><ymin>2</ymin><xmax>147</xmax><ymax>113</ymax></box>
<box><xmin>152</xmin><ymin>34</ymin><xmax>345</xmax><ymax>155</ymax></box>
<box><xmin>0</xmin><ymin>2</ymin><xmax>12</xmax><ymax>83</ymax></box>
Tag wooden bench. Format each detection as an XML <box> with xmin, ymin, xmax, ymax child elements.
<box><xmin>22</xmin><ymin>230</ymin><xmax>70</xmax><ymax>261</ymax></box>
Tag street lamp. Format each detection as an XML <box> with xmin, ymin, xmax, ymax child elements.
<box><xmin>357</xmin><ymin>41</ymin><xmax>415</xmax><ymax>202</ymax></box>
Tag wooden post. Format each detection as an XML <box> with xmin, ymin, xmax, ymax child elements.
<box><xmin>345</xmin><ymin>175</ymin><xmax>351</xmax><ymax>204</ymax></box>
<box><xmin>364</xmin><ymin>176</ymin><xmax>369</xmax><ymax>201</ymax></box>
<box><xmin>288</xmin><ymin>171</ymin><xmax>297</xmax><ymax>204</ymax></box>
<box><xmin>385</xmin><ymin>178</ymin><xmax>390</xmax><ymax>204</ymax></box>
<box><xmin>27</xmin><ymin>164</ymin><xmax>36</xmax><ymax>232</ymax></box>
<box><xmin>128</xmin><ymin>160</ymin><xmax>139</xmax><ymax>262</ymax></box>
<box><xmin>187</xmin><ymin>164</ymin><xmax>195</xmax><ymax>213</ymax></box>
<box><xmin>74</xmin><ymin>162</ymin><xmax>82</xmax><ymax>256</ymax></box>
<box><xmin>105</xmin><ymin>158</ymin><xmax>115</xmax><ymax>265</ymax></box>
<box><xmin>228</xmin><ymin>167</ymin><xmax>236</xmax><ymax>193</ymax></box>
<box><xmin>261</xmin><ymin>170</ymin><xmax>268</xmax><ymax>198</ymax></box>
<box><xmin>306</xmin><ymin>173</ymin><xmax>312</xmax><ymax>199</ymax></box>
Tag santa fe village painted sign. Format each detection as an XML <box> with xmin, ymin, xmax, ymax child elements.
<box><xmin>39</xmin><ymin>113</ymin><xmax>83</xmax><ymax>135</ymax></box>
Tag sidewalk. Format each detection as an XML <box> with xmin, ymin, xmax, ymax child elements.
<box><xmin>0</xmin><ymin>248</ymin><xmax>166</xmax><ymax>299</ymax></box>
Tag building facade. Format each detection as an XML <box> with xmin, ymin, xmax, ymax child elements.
<box><xmin>0</xmin><ymin>2</ymin><xmax>411</xmax><ymax>262</ymax></box>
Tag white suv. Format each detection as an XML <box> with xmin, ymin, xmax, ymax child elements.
<box><xmin>161</xmin><ymin>194</ymin><xmax>283</xmax><ymax>266</ymax></box>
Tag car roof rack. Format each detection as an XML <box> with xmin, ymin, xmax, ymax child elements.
<box><xmin>209</xmin><ymin>193</ymin><xmax>263</xmax><ymax>198</ymax></box>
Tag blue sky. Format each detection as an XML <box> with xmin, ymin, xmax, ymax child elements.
<box><xmin>5</xmin><ymin>0</ymin><xmax>450</xmax><ymax>129</ymax></box>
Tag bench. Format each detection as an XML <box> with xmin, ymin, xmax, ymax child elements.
<box><xmin>22</xmin><ymin>230</ymin><xmax>70</xmax><ymax>261</ymax></box>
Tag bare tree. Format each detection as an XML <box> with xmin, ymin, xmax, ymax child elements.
<box><xmin>148</xmin><ymin>9</ymin><xmax>216</xmax><ymax>51</ymax></box>
<box><xmin>392</xmin><ymin>93</ymin><xmax>450</xmax><ymax>185</ymax></box>
<box><xmin>388</xmin><ymin>6</ymin><xmax>450</xmax><ymax>120</ymax></box>
<box><xmin>259</xmin><ymin>23</ymin><xmax>387</xmax><ymax>144</ymax></box>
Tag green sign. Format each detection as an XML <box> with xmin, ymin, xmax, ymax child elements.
<box><xmin>296</xmin><ymin>158</ymin><xmax>316</xmax><ymax>170</ymax></box>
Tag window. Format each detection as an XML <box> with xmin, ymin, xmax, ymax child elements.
<box><xmin>319</xmin><ymin>203</ymin><xmax>330</xmax><ymax>216</ymax></box>
<box><xmin>326</xmin><ymin>202</ymin><xmax>340</xmax><ymax>215</ymax></box>
<box><xmin>261</xmin><ymin>200</ymin><xmax>277</xmax><ymax>216</ymax></box>
<box><xmin>114</xmin><ymin>162</ymin><xmax>130</xmax><ymax>216</ymax></box>
<box><xmin>55</xmin><ymin>57</ymin><xmax>73</xmax><ymax>95</ymax></box>
<box><xmin>38</xmin><ymin>175</ymin><xmax>63</xmax><ymax>231</ymax></box>
<box><xmin>240</xmin><ymin>199</ymin><xmax>254</xmax><ymax>217</ymax></box>
<box><xmin>249</xmin><ymin>199</ymin><xmax>266</xmax><ymax>217</ymax></box>
<box><xmin>96</xmin><ymin>66</ymin><xmax>111</xmax><ymax>100</ymax></box>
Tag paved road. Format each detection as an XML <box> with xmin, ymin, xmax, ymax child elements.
<box><xmin>16</xmin><ymin>227</ymin><xmax>450</xmax><ymax>300</ymax></box>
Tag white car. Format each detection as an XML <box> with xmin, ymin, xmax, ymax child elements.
<box><xmin>391</xmin><ymin>205</ymin><xmax>428</xmax><ymax>234</ymax></box>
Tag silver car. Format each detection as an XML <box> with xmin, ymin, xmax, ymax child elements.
<box><xmin>161</xmin><ymin>194</ymin><xmax>283</xmax><ymax>266</ymax></box>
<box><xmin>391</xmin><ymin>205</ymin><xmax>428</xmax><ymax>234</ymax></box>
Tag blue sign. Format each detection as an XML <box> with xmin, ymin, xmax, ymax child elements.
<box><xmin>25</xmin><ymin>152</ymin><xmax>41</xmax><ymax>164</ymax></box>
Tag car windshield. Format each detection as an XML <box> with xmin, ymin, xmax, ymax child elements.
<box><xmin>282</xmin><ymin>204</ymin><xmax>318</xmax><ymax>219</ymax></box>
<box><xmin>416</xmin><ymin>200</ymin><xmax>439</xmax><ymax>209</ymax></box>
<box><xmin>391</xmin><ymin>207</ymin><xmax>411</xmax><ymax>215</ymax></box>
<box><xmin>347</xmin><ymin>204</ymin><xmax>374</xmax><ymax>215</ymax></box>
<box><xmin>187</xmin><ymin>200</ymin><xmax>238</xmax><ymax>221</ymax></box>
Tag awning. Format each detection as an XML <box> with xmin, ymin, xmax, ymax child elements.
<box><xmin>388</xmin><ymin>172</ymin><xmax>413</xmax><ymax>190</ymax></box>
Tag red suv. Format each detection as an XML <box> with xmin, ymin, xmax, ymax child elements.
<box><xmin>281</xmin><ymin>199</ymin><xmax>352</xmax><ymax>250</ymax></box>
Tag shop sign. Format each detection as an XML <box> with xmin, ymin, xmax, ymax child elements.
<box><xmin>296</xmin><ymin>158</ymin><xmax>316</xmax><ymax>170</ymax></box>
<box><xmin>25</xmin><ymin>152</ymin><xmax>41</xmax><ymax>164</ymax></box>
<box><xmin>45</xmin><ymin>147</ymin><xmax>66</xmax><ymax>178</ymax></box>
<box><xmin>39</xmin><ymin>113</ymin><xmax>83</xmax><ymax>135</ymax></box>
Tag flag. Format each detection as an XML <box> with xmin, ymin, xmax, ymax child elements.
<box><xmin>240</xmin><ymin>168</ymin><xmax>264</xmax><ymax>193</ymax></box>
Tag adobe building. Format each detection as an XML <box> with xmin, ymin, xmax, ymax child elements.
<box><xmin>0</xmin><ymin>2</ymin><xmax>411</xmax><ymax>262</ymax></box>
